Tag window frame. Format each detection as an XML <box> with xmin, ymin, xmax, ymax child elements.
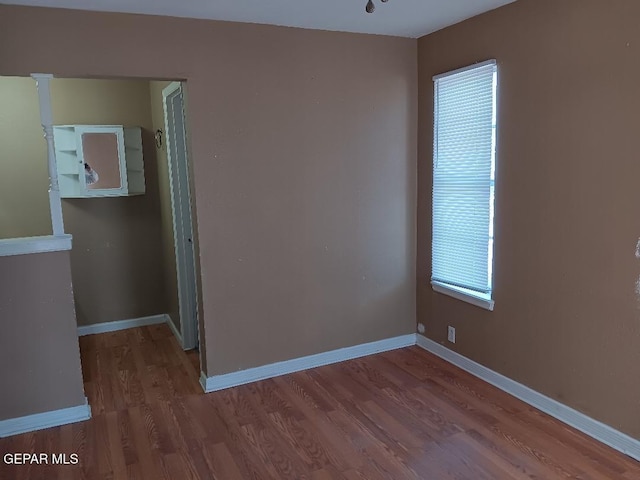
<box><xmin>430</xmin><ymin>60</ymin><xmax>498</xmax><ymax>312</ymax></box>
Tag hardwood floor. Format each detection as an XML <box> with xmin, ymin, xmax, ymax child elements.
<box><xmin>1</xmin><ymin>324</ymin><xmax>639</xmax><ymax>479</ymax></box>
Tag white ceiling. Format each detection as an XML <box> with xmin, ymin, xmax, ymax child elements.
<box><xmin>2</xmin><ymin>0</ymin><xmax>517</xmax><ymax>38</ymax></box>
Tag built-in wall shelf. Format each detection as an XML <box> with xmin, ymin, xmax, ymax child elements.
<box><xmin>53</xmin><ymin>125</ymin><xmax>145</xmax><ymax>198</ymax></box>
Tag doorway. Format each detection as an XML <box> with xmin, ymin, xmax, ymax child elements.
<box><xmin>162</xmin><ymin>82</ymin><xmax>199</xmax><ymax>351</ymax></box>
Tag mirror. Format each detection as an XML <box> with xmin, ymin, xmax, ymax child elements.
<box><xmin>81</xmin><ymin>132</ymin><xmax>122</xmax><ymax>190</ymax></box>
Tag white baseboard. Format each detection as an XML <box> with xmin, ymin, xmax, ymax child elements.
<box><xmin>415</xmin><ymin>334</ymin><xmax>640</xmax><ymax>462</ymax></box>
<box><xmin>77</xmin><ymin>314</ymin><xmax>168</xmax><ymax>336</ymax></box>
<box><xmin>166</xmin><ymin>314</ymin><xmax>184</xmax><ymax>347</ymax></box>
<box><xmin>73</xmin><ymin>315</ymin><xmax>640</xmax><ymax>462</ymax></box>
<box><xmin>199</xmin><ymin>371</ymin><xmax>209</xmax><ymax>393</ymax></box>
<box><xmin>201</xmin><ymin>334</ymin><xmax>417</xmax><ymax>393</ymax></box>
<box><xmin>0</xmin><ymin>398</ymin><xmax>91</xmax><ymax>438</ymax></box>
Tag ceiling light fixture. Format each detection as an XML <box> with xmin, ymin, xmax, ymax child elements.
<box><xmin>366</xmin><ymin>0</ymin><xmax>389</xmax><ymax>14</ymax></box>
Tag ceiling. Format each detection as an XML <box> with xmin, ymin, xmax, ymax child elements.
<box><xmin>1</xmin><ymin>0</ymin><xmax>517</xmax><ymax>38</ymax></box>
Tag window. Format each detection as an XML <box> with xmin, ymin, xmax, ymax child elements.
<box><xmin>431</xmin><ymin>60</ymin><xmax>497</xmax><ymax>311</ymax></box>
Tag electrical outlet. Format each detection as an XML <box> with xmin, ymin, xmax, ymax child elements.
<box><xmin>447</xmin><ymin>326</ymin><xmax>456</xmax><ymax>343</ymax></box>
<box><xmin>417</xmin><ymin>323</ymin><xmax>425</xmax><ymax>334</ymax></box>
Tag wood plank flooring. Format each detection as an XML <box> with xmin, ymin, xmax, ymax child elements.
<box><xmin>1</xmin><ymin>324</ymin><xmax>639</xmax><ymax>479</ymax></box>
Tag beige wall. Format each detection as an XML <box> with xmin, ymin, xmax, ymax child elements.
<box><xmin>0</xmin><ymin>251</ymin><xmax>86</xmax><ymax>420</ymax></box>
<box><xmin>0</xmin><ymin>77</ymin><xmax>51</xmax><ymax>238</ymax></box>
<box><xmin>418</xmin><ymin>0</ymin><xmax>640</xmax><ymax>439</ymax></box>
<box><xmin>149</xmin><ymin>81</ymin><xmax>181</xmax><ymax>333</ymax></box>
<box><xmin>0</xmin><ymin>5</ymin><xmax>418</xmax><ymax>376</ymax></box>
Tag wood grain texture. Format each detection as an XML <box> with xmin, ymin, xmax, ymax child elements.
<box><xmin>1</xmin><ymin>324</ymin><xmax>639</xmax><ymax>479</ymax></box>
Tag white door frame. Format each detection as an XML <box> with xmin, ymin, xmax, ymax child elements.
<box><xmin>162</xmin><ymin>81</ymin><xmax>199</xmax><ymax>351</ymax></box>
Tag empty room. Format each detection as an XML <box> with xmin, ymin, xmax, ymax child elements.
<box><xmin>1</xmin><ymin>0</ymin><xmax>639</xmax><ymax>478</ymax></box>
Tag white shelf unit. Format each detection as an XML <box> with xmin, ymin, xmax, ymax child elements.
<box><xmin>53</xmin><ymin>125</ymin><xmax>145</xmax><ymax>198</ymax></box>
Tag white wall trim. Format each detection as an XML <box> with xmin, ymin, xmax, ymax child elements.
<box><xmin>201</xmin><ymin>334</ymin><xmax>416</xmax><ymax>393</ymax></box>
<box><xmin>415</xmin><ymin>334</ymin><xmax>640</xmax><ymax>462</ymax></box>
<box><xmin>77</xmin><ymin>314</ymin><xmax>168</xmax><ymax>336</ymax></box>
<box><xmin>199</xmin><ymin>371</ymin><xmax>209</xmax><ymax>393</ymax></box>
<box><xmin>166</xmin><ymin>314</ymin><xmax>184</xmax><ymax>347</ymax></box>
<box><xmin>431</xmin><ymin>281</ymin><xmax>494</xmax><ymax>311</ymax></box>
<box><xmin>0</xmin><ymin>235</ymin><xmax>72</xmax><ymax>257</ymax></box>
<box><xmin>32</xmin><ymin>73</ymin><xmax>66</xmax><ymax>236</ymax></box>
<box><xmin>0</xmin><ymin>398</ymin><xmax>90</xmax><ymax>438</ymax></box>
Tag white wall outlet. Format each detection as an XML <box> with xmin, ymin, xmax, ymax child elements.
<box><xmin>417</xmin><ymin>323</ymin><xmax>425</xmax><ymax>334</ymax></box>
<box><xmin>447</xmin><ymin>326</ymin><xmax>456</xmax><ymax>343</ymax></box>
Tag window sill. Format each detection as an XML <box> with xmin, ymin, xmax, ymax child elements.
<box><xmin>0</xmin><ymin>235</ymin><xmax>72</xmax><ymax>257</ymax></box>
<box><xmin>431</xmin><ymin>281</ymin><xmax>494</xmax><ymax>311</ymax></box>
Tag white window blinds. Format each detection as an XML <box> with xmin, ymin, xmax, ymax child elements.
<box><xmin>432</xmin><ymin>60</ymin><xmax>497</xmax><ymax>297</ymax></box>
